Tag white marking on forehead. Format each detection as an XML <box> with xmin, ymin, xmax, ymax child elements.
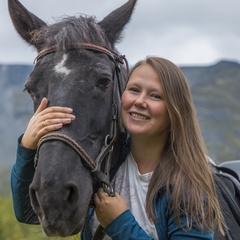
<box><xmin>54</xmin><ymin>54</ymin><xmax>71</xmax><ymax>75</ymax></box>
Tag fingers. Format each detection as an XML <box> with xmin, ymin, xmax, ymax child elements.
<box><xmin>96</xmin><ymin>187</ymin><xmax>109</xmax><ymax>197</ymax></box>
<box><xmin>41</xmin><ymin>118</ymin><xmax>70</xmax><ymax>128</ymax></box>
<box><xmin>94</xmin><ymin>188</ymin><xmax>111</xmax><ymax>203</ymax></box>
<box><xmin>38</xmin><ymin>112</ymin><xmax>75</xmax><ymax>134</ymax></box>
<box><xmin>35</xmin><ymin>97</ymin><xmax>48</xmax><ymax>115</ymax></box>
<box><xmin>35</xmin><ymin>98</ymin><xmax>75</xmax><ymax>129</ymax></box>
<box><xmin>34</xmin><ymin>98</ymin><xmax>74</xmax><ymax>118</ymax></box>
<box><xmin>94</xmin><ymin>188</ymin><xmax>115</xmax><ymax>211</ymax></box>
<box><xmin>21</xmin><ymin>98</ymin><xmax>76</xmax><ymax>150</ymax></box>
<box><xmin>94</xmin><ymin>188</ymin><xmax>128</xmax><ymax>228</ymax></box>
<box><xmin>39</xmin><ymin>117</ymin><xmax>72</xmax><ymax>133</ymax></box>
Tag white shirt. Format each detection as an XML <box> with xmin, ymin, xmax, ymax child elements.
<box><xmin>91</xmin><ymin>152</ymin><xmax>158</xmax><ymax>239</ymax></box>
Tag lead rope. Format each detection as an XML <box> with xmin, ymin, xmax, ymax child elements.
<box><xmin>92</xmin><ymin>124</ymin><xmax>116</xmax><ymax>240</ymax></box>
<box><xmin>93</xmin><ymin>225</ymin><xmax>106</xmax><ymax>240</ymax></box>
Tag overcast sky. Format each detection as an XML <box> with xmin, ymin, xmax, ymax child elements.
<box><xmin>1</xmin><ymin>0</ymin><xmax>240</xmax><ymax>67</ymax></box>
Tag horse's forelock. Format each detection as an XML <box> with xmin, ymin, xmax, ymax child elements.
<box><xmin>30</xmin><ymin>15</ymin><xmax>109</xmax><ymax>51</ymax></box>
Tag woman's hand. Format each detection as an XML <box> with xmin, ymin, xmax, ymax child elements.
<box><xmin>21</xmin><ymin>98</ymin><xmax>75</xmax><ymax>150</ymax></box>
<box><xmin>94</xmin><ymin>188</ymin><xmax>129</xmax><ymax>228</ymax></box>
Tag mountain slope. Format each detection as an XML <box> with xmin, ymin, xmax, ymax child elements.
<box><xmin>0</xmin><ymin>60</ymin><xmax>239</xmax><ymax>170</ymax></box>
<box><xmin>181</xmin><ymin>60</ymin><xmax>240</xmax><ymax>162</ymax></box>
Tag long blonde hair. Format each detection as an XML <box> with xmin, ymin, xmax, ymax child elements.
<box><xmin>129</xmin><ymin>57</ymin><xmax>224</xmax><ymax>233</ymax></box>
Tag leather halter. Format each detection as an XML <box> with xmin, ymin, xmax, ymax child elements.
<box><xmin>33</xmin><ymin>43</ymin><xmax>128</xmax><ymax>197</ymax></box>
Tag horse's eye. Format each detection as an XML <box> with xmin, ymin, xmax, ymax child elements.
<box><xmin>24</xmin><ymin>83</ymin><xmax>31</xmax><ymax>94</ymax></box>
<box><xmin>96</xmin><ymin>78</ymin><xmax>111</xmax><ymax>89</ymax></box>
<box><xmin>24</xmin><ymin>87</ymin><xmax>35</xmax><ymax>99</ymax></box>
<box><xmin>24</xmin><ymin>80</ymin><xmax>36</xmax><ymax>99</ymax></box>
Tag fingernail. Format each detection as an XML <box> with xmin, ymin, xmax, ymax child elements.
<box><xmin>65</xmin><ymin>119</ymin><xmax>72</xmax><ymax>123</ymax></box>
<box><xmin>67</xmin><ymin>108</ymin><xmax>73</xmax><ymax>113</ymax></box>
<box><xmin>70</xmin><ymin>115</ymin><xmax>75</xmax><ymax>120</ymax></box>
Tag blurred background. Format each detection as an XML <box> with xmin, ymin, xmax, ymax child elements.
<box><xmin>0</xmin><ymin>0</ymin><xmax>240</xmax><ymax>239</ymax></box>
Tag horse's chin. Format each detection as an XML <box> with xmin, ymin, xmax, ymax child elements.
<box><xmin>41</xmin><ymin>220</ymin><xmax>83</xmax><ymax>237</ymax></box>
<box><xmin>39</xmin><ymin>210</ymin><xmax>84</xmax><ymax>237</ymax></box>
<box><xmin>42</xmin><ymin>227</ymin><xmax>81</xmax><ymax>238</ymax></box>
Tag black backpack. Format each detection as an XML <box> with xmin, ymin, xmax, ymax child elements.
<box><xmin>213</xmin><ymin>160</ymin><xmax>240</xmax><ymax>240</ymax></box>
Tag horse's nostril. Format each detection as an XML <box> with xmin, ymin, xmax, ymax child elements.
<box><xmin>65</xmin><ymin>184</ymin><xmax>78</xmax><ymax>204</ymax></box>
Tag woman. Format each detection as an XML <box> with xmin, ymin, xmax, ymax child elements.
<box><xmin>11</xmin><ymin>57</ymin><xmax>224</xmax><ymax>239</ymax></box>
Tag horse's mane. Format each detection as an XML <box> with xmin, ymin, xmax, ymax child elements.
<box><xmin>31</xmin><ymin>15</ymin><xmax>109</xmax><ymax>50</ymax></box>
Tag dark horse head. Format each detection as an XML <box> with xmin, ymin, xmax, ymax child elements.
<box><xmin>8</xmin><ymin>0</ymin><xmax>137</xmax><ymax>237</ymax></box>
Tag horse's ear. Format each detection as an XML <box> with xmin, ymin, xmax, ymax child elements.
<box><xmin>99</xmin><ymin>0</ymin><xmax>137</xmax><ymax>45</ymax></box>
<box><xmin>8</xmin><ymin>0</ymin><xmax>47</xmax><ymax>48</ymax></box>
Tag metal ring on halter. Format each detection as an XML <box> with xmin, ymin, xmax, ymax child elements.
<box><xmin>104</xmin><ymin>134</ymin><xmax>111</xmax><ymax>146</ymax></box>
<box><xmin>102</xmin><ymin>182</ymin><xmax>115</xmax><ymax>197</ymax></box>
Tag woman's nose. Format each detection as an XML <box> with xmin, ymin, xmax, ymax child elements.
<box><xmin>134</xmin><ymin>94</ymin><xmax>147</xmax><ymax>108</ymax></box>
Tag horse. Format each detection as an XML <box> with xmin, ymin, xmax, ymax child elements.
<box><xmin>8</xmin><ymin>0</ymin><xmax>137</xmax><ymax>237</ymax></box>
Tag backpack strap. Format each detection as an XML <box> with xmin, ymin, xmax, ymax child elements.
<box><xmin>214</xmin><ymin>166</ymin><xmax>240</xmax><ymax>225</ymax></box>
<box><xmin>212</xmin><ymin>162</ymin><xmax>240</xmax><ymax>240</ymax></box>
<box><xmin>218</xmin><ymin>160</ymin><xmax>240</xmax><ymax>181</ymax></box>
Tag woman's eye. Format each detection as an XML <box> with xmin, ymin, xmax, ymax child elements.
<box><xmin>150</xmin><ymin>94</ymin><xmax>162</xmax><ymax>100</ymax></box>
<box><xmin>129</xmin><ymin>87</ymin><xmax>139</xmax><ymax>93</ymax></box>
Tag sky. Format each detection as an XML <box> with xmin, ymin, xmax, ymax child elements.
<box><xmin>1</xmin><ymin>0</ymin><xmax>240</xmax><ymax>67</ymax></box>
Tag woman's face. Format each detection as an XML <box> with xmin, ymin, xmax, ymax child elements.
<box><xmin>121</xmin><ymin>64</ymin><xmax>170</xmax><ymax>141</ymax></box>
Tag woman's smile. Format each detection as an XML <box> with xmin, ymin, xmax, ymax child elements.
<box><xmin>129</xmin><ymin>112</ymin><xmax>150</xmax><ymax>121</ymax></box>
